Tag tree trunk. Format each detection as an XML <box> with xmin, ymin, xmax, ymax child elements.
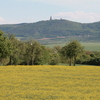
<box><xmin>31</xmin><ymin>57</ymin><xmax>34</xmax><ymax>65</ymax></box>
<box><xmin>73</xmin><ymin>57</ymin><xmax>76</xmax><ymax>66</ymax></box>
<box><xmin>69</xmin><ymin>58</ymin><xmax>72</xmax><ymax>66</ymax></box>
<box><xmin>27</xmin><ymin>61</ymin><xmax>29</xmax><ymax>65</ymax></box>
<box><xmin>9</xmin><ymin>56</ymin><xmax>12</xmax><ymax>65</ymax></box>
<box><xmin>0</xmin><ymin>59</ymin><xmax>2</xmax><ymax>65</ymax></box>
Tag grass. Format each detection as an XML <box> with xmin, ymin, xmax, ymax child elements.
<box><xmin>0</xmin><ymin>65</ymin><xmax>100</xmax><ymax>100</ymax></box>
<box><xmin>82</xmin><ymin>43</ymin><xmax>100</xmax><ymax>52</ymax></box>
<box><xmin>44</xmin><ymin>42</ymin><xmax>100</xmax><ymax>51</ymax></box>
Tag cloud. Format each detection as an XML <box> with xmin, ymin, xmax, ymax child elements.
<box><xmin>0</xmin><ymin>17</ymin><xmax>4</xmax><ymax>21</ymax></box>
<box><xmin>0</xmin><ymin>17</ymin><xmax>5</xmax><ymax>24</ymax></box>
<box><xmin>53</xmin><ymin>11</ymin><xmax>100</xmax><ymax>23</ymax></box>
<box><xmin>16</xmin><ymin>0</ymin><xmax>100</xmax><ymax>2</ymax></box>
<box><xmin>16</xmin><ymin>0</ymin><xmax>100</xmax><ymax>4</ymax></box>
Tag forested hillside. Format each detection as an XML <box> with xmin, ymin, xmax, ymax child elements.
<box><xmin>0</xmin><ymin>19</ymin><xmax>100</xmax><ymax>43</ymax></box>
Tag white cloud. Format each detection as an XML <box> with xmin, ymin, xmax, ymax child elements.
<box><xmin>16</xmin><ymin>0</ymin><xmax>100</xmax><ymax>4</ymax></box>
<box><xmin>0</xmin><ymin>17</ymin><xmax>4</xmax><ymax>21</ymax></box>
<box><xmin>53</xmin><ymin>11</ymin><xmax>100</xmax><ymax>23</ymax></box>
<box><xmin>16</xmin><ymin>0</ymin><xmax>100</xmax><ymax>2</ymax></box>
<box><xmin>0</xmin><ymin>17</ymin><xmax>5</xmax><ymax>24</ymax></box>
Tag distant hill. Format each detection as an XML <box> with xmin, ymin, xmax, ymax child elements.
<box><xmin>0</xmin><ymin>19</ymin><xmax>100</xmax><ymax>43</ymax></box>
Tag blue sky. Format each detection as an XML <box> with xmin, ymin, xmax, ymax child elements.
<box><xmin>0</xmin><ymin>0</ymin><xmax>100</xmax><ymax>24</ymax></box>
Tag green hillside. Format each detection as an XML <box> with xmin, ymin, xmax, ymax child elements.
<box><xmin>0</xmin><ymin>19</ymin><xmax>100</xmax><ymax>43</ymax></box>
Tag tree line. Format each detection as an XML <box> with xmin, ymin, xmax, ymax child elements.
<box><xmin>0</xmin><ymin>30</ymin><xmax>100</xmax><ymax>66</ymax></box>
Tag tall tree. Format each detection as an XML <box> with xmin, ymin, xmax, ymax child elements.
<box><xmin>30</xmin><ymin>41</ymin><xmax>42</xmax><ymax>65</ymax></box>
<box><xmin>7</xmin><ymin>35</ymin><xmax>21</xmax><ymax>65</ymax></box>
<box><xmin>61</xmin><ymin>40</ymin><xmax>84</xmax><ymax>66</ymax></box>
<box><xmin>0</xmin><ymin>31</ymin><xmax>11</xmax><ymax>65</ymax></box>
<box><xmin>34</xmin><ymin>46</ymin><xmax>50</xmax><ymax>65</ymax></box>
<box><xmin>24</xmin><ymin>40</ymin><xmax>42</xmax><ymax>65</ymax></box>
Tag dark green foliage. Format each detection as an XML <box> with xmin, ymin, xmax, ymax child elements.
<box><xmin>76</xmin><ymin>51</ymin><xmax>100</xmax><ymax>66</ymax></box>
<box><xmin>89</xmin><ymin>58</ymin><xmax>100</xmax><ymax>65</ymax></box>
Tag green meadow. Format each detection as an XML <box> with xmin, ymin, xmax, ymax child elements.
<box><xmin>44</xmin><ymin>43</ymin><xmax>100</xmax><ymax>51</ymax></box>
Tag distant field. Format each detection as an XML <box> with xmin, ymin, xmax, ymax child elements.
<box><xmin>82</xmin><ymin>43</ymin><xmax>100</xmax><ymax>51</ymax></box>
<box><xmin>44</xmin><ymin>43</ymin><xmax>100</xmax><ymax>51</ymax></box>
<box><xmin>0</xmin><ymin>65</ymin><xmax>100</xmax><ymax>100</ymax></box>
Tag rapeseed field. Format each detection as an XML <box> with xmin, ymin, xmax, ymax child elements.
<box><xmin>0</xmin><ymin>65</ymin><xmax>100</xmax><ymax>100</ymax></box>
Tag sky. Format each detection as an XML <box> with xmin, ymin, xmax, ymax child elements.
<box><xmin>0</xmin><ymin>0</ymin><xmax>100</xmax><ymax>24</ymax></box>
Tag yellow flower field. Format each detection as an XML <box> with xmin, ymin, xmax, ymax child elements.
<box><xmin>0</xmin><ymin>65</ymin><xmax>100</xmax><ymax>100</ymax></box>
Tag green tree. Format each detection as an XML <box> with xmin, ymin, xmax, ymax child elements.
<box><xmin>48</xmin><ymin>48</ymin><xmax>60</xmax><ymax>65</ymax></box>
<box><xmin>24</xmin><ymin>40</ymin><xmax>43</xmax><ymax>65</ymax></box>
<box><xmin>61</xmin><ymin>40</ymin><xmax>84</xmax><ymax>66</ymax></box>
<box><xmin>7</xmin><ymin>35</ymin><xmax>21</xmax><ymax>65</ymax></box>
<box><xmin>24</xmin><ymin>42</ymin><xmax>32</xmax><ymax>65</ymax></box>
<box><xmin>0</xmin><ymin>31</ymin><xmax>11</xmax><ymax>65</ymax></box>
<box><xmin>34</xmin><ymin>46</ymin><xmax>50</xmax><ymax>65</ymax></box>
<box><xmin>30</xmin><ymin>41</ymin><xmax>42</xmax><ymax>65</ymax></box>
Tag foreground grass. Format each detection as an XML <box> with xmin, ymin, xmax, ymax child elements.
<box><xmin>0</xmin><ymin>65</ymin><xmax>100</xmax><ymax>100</ymax></box>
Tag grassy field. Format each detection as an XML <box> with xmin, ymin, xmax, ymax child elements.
<box><xmin>44</xmin><ymin>42</ymin><xmax>100</xmax><ymax>52</ymax></box>
<box><xmin>82</xmin><ymin>43</ymin><xmax>100</xmax><ymax>52</ymax></box>
<box><xmin>0</xmin><ymin>65</ymin><xmax>100</xmax><ymax>100</ymax></box>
